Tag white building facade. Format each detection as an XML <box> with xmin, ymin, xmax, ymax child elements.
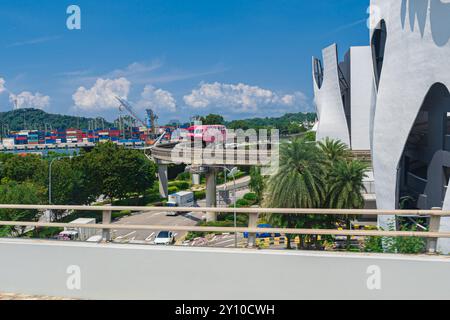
<box><xmin>313</xmin><ymin>44</ymin><xmax>373</xmax><ymax>151</ymax></box>
<box><xmin>313</xmin><ymin>0</ymin><xmax>450</xmax><ymax>253</ymax></box>
<box><xmin>370</xmin><ymin>0</ymin><xmax>450</xmax><ymax>252</ymax></box>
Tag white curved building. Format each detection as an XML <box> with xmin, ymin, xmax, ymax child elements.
<box><xmin>313</xmin><ymin>44</ymin><xmax>373</xmax><ymax>150</ymax></box>
<box><xmin>370</xmin><ymin>0</ymin><xmax>450</xmax><ymax>252</ymax></box>
<box><xmin>313</xmin><ymin>44</ymin><xmax>351</xmax><ymax>147</ymax></box>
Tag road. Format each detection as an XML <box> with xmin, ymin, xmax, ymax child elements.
<box><xmin>112</xmin><ymin>210</ymin><xmax>203</xmax><ymax>244</ymax></box>
<box><xmin>111</xmin><ymin>178</ymin><xmax>251</xmax><ymax>245</ymax></box>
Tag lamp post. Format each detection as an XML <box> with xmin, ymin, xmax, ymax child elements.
<box><xmin>218</xmin><ymin>166</ymin><xmax>238</xmax><ymax>248</ymax></box>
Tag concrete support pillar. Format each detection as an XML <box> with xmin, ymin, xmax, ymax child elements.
<box><xmin>102</xmin><ymin>209</ymin><xmax>112</xmax><ymax>242</ymax></box>
<box><xmin>192</xmin><ymin>173</ymin><xmax>201</xmax><ymax>185</ymax></box>
<box><xmin>247</xmin><ymin>211</ymin><xmax>259</xmax><ymax>248</ymax></box>
<box><xmin>205</xmin><ymin>168</ymin><xmax>217</xmax><ymax>222</ymax></box>
<box><xmin>158</xmin><ymin>163</ymin><xmax>169</xmax><ymax>198</ymax></box>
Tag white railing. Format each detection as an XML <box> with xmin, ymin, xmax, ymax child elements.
<box><xmin>0</xmin><ymin>204</ymin><xmax>449</xmax><ymax>253</ymax></box>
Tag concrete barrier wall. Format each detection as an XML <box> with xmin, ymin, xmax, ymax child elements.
<box><xmin>1</xmin><ymin>239</ymin><xmax>450</xmax><ymax>300</ymax></box>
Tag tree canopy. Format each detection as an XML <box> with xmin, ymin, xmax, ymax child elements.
<box><xmin>79</xmin><ymin>142</ymin><xmax>156</xmax><ymax>201</ymax></box>
<box><xmin>0</xmin><ymin>141</ymin><xmax>157</xmax><ymax>235</ymax></box>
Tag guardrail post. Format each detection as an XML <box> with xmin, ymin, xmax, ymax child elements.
<box><xmin>427</xmin><ymin>207</ymin><xmax>441</xmax><ymax>254</ymax></box>
<box><xmin>247</xmin><ymin>208</ymin><xmax>259</xmax><ymax>248</ymax></box>
<box><xmin>102</xmin><ymin>208</ymin><xmax>112</xmax><ymax>242</ymax></box>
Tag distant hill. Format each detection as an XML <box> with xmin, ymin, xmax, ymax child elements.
<box><xmin>0</xmin><ymin>108</ymin><xmax>317</xmax><ymax>134</ymax></box>
<box><xmin>227</xmin><ymin>112</ymin><xmax>317</xmax><ymax>135</ymax></box>
<box><xmin>0</xmin><ymin>108</ymin><xmax>113</xmax><ymax>131</ymax></box>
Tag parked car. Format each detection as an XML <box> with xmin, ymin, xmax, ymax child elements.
<box><xmin>243</xmin><ymin>224</ymin><xmax>281</xmax><ymax>239</ymax></box>
<box><xmin>57</xmin><ymin>230</ymin><xmax>79</xmax><ymax>241</ymax></box>
<box><xmin>153</xmin><ymin>231</ymin><xmax>175</xmax><ymax>245</ymax></box>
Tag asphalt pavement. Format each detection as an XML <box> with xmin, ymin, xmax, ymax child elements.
<box><xmin>111</xmin><ymin>185</ymin><xmax>250</xmax><ymax>245</ymax></box>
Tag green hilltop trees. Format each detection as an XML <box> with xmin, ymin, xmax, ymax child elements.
<box><xmin>0</xmin><ymin>108</ymin><xmax>113</xmax><ymax>131</ymax></box>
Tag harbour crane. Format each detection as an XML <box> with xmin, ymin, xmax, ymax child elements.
<box><xmin>115</xmin><ymin>97</ymin><xmax>149</xmax><ymax>129</ymax></box>
<box><xmin>115</xmin><ymin>97</ymin><xmax>166</xmax><ymax>152</ymax></box>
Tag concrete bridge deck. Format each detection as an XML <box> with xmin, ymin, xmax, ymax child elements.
<box><xmin>150</xmin><ymin>142</ymin><xmax>278</xmax><ymax>166</ymax></box>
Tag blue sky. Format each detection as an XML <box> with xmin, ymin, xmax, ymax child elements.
<box><xmin>0</xmin><ymin>0</ymin><xmax>370</xmax><ymax>123</ymax></box>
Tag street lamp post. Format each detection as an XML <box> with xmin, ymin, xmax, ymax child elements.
<box><xmin>219</xmin><ymin>166</ymin><xmax>238</xmax><ymax>248</ymax></box>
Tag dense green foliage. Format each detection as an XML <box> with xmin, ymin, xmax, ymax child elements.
<box><xmin>227</xmin><ymin>112</ymin><xmax>316</xmax><ymax>135</ymax></box>
<box><xmin>0</xmin><ymin>108</ymin><xmax>113</xmax><ymax>131</ymax></box>
<box><xmin>0</xmin><ymin>142</ymin><xmax>157</xmax><ymax>236</ymax></box>
<box><xmin>243</xmin><ymin>192</ymin><xmax>257</xmax><ymax>202</ymax></box>
<box><xmin>326</xmin><ymin>160</ymin><xmax>368</xmax><ymax>209</ymax></box>
<box><xmin>266</xmin><ymin>139</ymin><xmax>326</xmax><ymax>209</ymax></box>
<box><xmin>249</xmin><ymin>167</ymin><xmax>265</xmax><ymax>204</ymax></box>
<box><xmin>318</xmin><ymin>138</ymin><xmax>351</xmax><ymax>165</ymax></box>
<box><xmin>0</xmin><ymin>181</ymin><xmax>44</xmax><ymax>236</ymax></box>
<box><xmin>264</xmin><ymin>137</ymin><xmax>368</xmax><ymax>249</ymax></box>
<box><xmin>79</xmin><ymin>142</ymin><xmax>156</xmax><ymax>201</ymax></box>
<box><xmin>364</xmin><ymin>225</ymin><xmax>426</xmax><ymax>254</ymax></box>
<box><xmin>197</xmin><ymin>114</ymin><xmax>225</xmax><ymax>125</ymax></box>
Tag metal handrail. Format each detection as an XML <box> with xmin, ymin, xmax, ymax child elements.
<box><xmin>0</xmin><ymin>204</ymin><xmax>448</xmax><ymax>216</ymax></box>
<box><xmin>0</xmin><ymin>205</ymin><xmax>448</xmax><ymax>249</ymax></box>
<box><xmin>0</xmin><ymin>220</ymin><xmax>449</xmax><ymax>238</ymax></box>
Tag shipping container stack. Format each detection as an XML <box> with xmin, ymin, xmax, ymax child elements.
<box><xmin>66</xmin><ymin>129</ymin><xmax>83</xmax><ymax>143</ymax></box>
<box><xmin>87</xmin><ymin>130</ymin><xmax>98</xmax><ymax>143</ymax></box>
<box><xmin>130</xmin><ymin>127</ymin><xmax>141</xmax><ymax>142</ymax></box>
<box><xmin>109</xmin><ymin>128</ymin><xmax>120</xmax><ymax>142</ymax></box>
<box><xmin>45</xmin><ymin>130</ymin><xmax>57</xmax><ymax>145</ymax></box>
<box><xmin>14</xmin><ymin>132</ymin><xmax>28</xmax><ymax>145</ymax></box>
<box><xmin>28</xmin><ymin>131</ymin><xmax>39</xmax><ymax>145</ymax></box>
<box><xmin>5</xmin><ymin>126</ymin><xmax>158</xmax><ymax>147</ymax></box>
<box><xmin>98</xmin><ymin>129</ymin><xmax>110</xmax><ymax>142</ymax></box>
<box><xmin>56</xmin><ymin>130</ymin><xmax>67</xmax><ymax>144</ymax></box>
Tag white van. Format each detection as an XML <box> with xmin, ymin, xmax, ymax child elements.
<box><xmin>166</xmin><ymin>191</ymin><xmax>194</xmax><ymax>216</ymax></box>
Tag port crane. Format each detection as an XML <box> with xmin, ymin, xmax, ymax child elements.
<box><xmin>115</xmin><ymin>97</ymin><xmax>149</xmax><ymax>130</ymax></box>
<box><xmin>115</xmin><ymin>97</ymin><xmax>166</xmax><ymax>156</ymax></box>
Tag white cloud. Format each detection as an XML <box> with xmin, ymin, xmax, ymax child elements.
<box><xmin>7</xmin><ymin>35</ymin><xmax>61</xmax><ymax>48</ymax></box>
<box><xmin>107</xmin><ymin>61</ymin><xmax>163</xmax><ymax>80</ymax></box>
<box><xmin>0</xmin><ymin>78</ymin><xmax>5</xmax><ymax>94</ymax></box>
<box><xmin>72</xmin><ymin>77</ymin><xmax>131</xmax><ymax>111</ymax></box>
<box><xmin>138</xmin><ymin>85</ymin><xmax>177</xmax><ymax>112</ymax></box>
<box><xmin>65</xmin><ymin>61</ymin><xmax>164</xmax><ymax>85</ymax></box>
<box><xmin>183</xmin><ymin>82</ymin><xmax>311</xmax><ymax>114</ymax></box>
<box><xmin>9</xmin><ymin>91</ymin><xmax>50</xmax><ymax>109</ymax></box>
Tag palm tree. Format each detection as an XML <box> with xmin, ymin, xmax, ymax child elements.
<box><xmin>317</xmin><ymin>137</ymin><xmax>351</xmax><ymax>165</ymax></box>
<box><xmin>266</xmin><ymin>138</ymin><xmax>326</xmax><ymax>208</ymax></box>
<box><xmin>249</xmin><ymin>167</ymin><xmax>265</xmax><ymax>204</ymax></box>
<box><xmin>265</xmin><ymin>138</ymin><xmax>326</xmax><ymax>248</ymax></box>
<box><xmin>327</xmin><ymin>160</ymin><xmax>368</xmax><ymax>209</ymax></box>
<box><xmin>326</xmin><ymin>159</ymin><xmax>369</xmax><ymax>248</ymax></box>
